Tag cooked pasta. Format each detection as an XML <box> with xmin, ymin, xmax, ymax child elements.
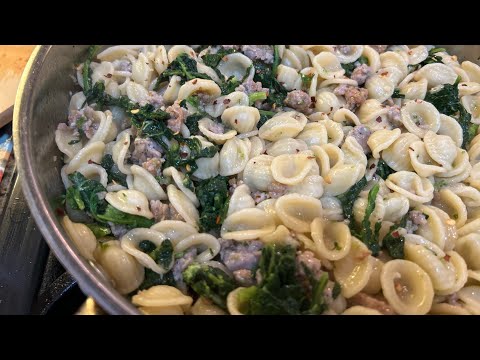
<box><xmin>56</xmin><ymin>44</ymin><xmax>480</xmax><ymax>315</ymax></box>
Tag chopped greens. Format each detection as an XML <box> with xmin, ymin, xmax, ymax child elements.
<box><xmin>257</xmin><ymin>110</ymin><xmax>276</xmax><ymax>129</ymax></box>
<box><xmin>248</xmin><ymin>91</ymin><xmax>268</xmax><ymax>105</ymax></box>
<box><xmin>163</xmin><ymin>138</ymin><xmax>218</xmax><ymax>174</ymax></box>
<box><xmin>155</xmin><ymin>53</ymin><xmax>212</xmax><ymax>88</ymax></box>
<box><xmin>85</xmin><ymin>223</ymin><xmax>111</xmax><ymax>238</ymax></box>
<box><xmin>201</xmin><ymin>48</ymin><xmax>236</xmax><ymax>68</ymax></box>
<box><xmin>337</xmin><ymin>177</ymin><xmax>368</xmax><ymax>221</ymax></box>
<box><xmin>353</xmin><ymin>184</ymin><xmax>381</xmax><ymax>255</ymax></box>
<box><xmin>195</xmin><ymin>176</ymin><xmax>230</xmax><ymax>232</ymax></box>
<box><xmin>392</xmin><ymin>88</ymin><xmax>405</xmax><ymax>99</ymax></box>
<box><xmin>341</xmin><ymin>56</ymin><xmax>368</xmax><ymax>77</ymax></box>
<box><xmin>381</xmin><ymin>214</ymin><xmax>408</xmax><ymax>259</ymax></box>
<box><xmin>252</xmin><ymin>59</ymin><xmax>288</xmax><ymax>107</ymax></box>
<box><xmin>301</xmin><ymin>73</ymin><xmax>314</xmax><ymax>90</ymax></box>
<box><xmin>101</xmin><ymin>154</ymin><xmax>127</xmax><ymax>187</ymax></box>
<box><xmin>183</xmin><ymin>263</ymin><xmax>236</xmax><ymax>309</ymax></box>
<box><xmin>184</xmin><ymin>114</ymin><xmax>203</xmax><ymax>135</ymax></box>
<box><xmin>375</xmin><ymin>159</ymin><xmax>395</xmax><ymax>180</ymax></box>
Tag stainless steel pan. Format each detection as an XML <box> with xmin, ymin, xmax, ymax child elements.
<box><xmin>13</xmin><ymin>45</ymin><xmax>480</xmax><ymax>315</ymax></box>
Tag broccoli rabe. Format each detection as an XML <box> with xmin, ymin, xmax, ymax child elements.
<box><xmin>182</xmin><ymin>263</ymin><xmax>236</xmax><ymax>309</ymax></box>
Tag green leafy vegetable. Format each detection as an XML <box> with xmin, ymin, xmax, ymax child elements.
<box><xmin>337</xmin><ymin>177</ymin><xmax>368</xmax><ymax>220</ymax></box>
<box><xmin>155</xmin><ymin>53</ymin><xmax>212</xmax><ymax>88</ymax></box>
<box><xmin>357</xmin><ymin>184</ymin><xmax>381</xmax><ymax>255</ymax></box>
<box><xmin>392</xmin><ymin>88</ymin><xmax>405</xmax><ymax>99</ymax></box>
<box><xmin>183</xmin><ymin>263</ymin><xmax>237</xmax><ymax>309</ymax></box>
<box><xmin>434</xmin><ymin>179</ymin><xmax>448</xmax><ymax>190</ymax></box>
<box><xmin>147</xmin><ymin>239</ymin><xmax>174</xmax><ymax>269</ymax></box>
<box><xmin>375</xmin><ymin>159</ymin><xmax>395</xmax><ymax>180</ymax></box>
<box><xmin>139</xmin><ymin>240</ymin><xmax>157</xmax><ymax>253</ymax></box>
<box><xmin>332</xmin><ymin>282</ymin><xmax>342</xmax><ymax>299</ymax></box>
<box><xmin>182</xmin><ymin>173</ymin><xmax>195</xmax><ymax>192</ymax></box>
<box><xmin>301</xmin><ymin>73</ymin><xmax>314</xmax><ymax>90</ymax></box>
<box><xmin>248</xmin><ymin>91</ymin><xmax>268</xmax><ymax>105</ymax></box>
<box><xmin>101</xmin><ymin>154</ymin><xmax>127</xmax><ymax>187</ymax></box>
<box><xmin>420</xmin><ymin>47</ymin><xmax>445</xmax><ymax>66</ymax></box>
<box><xmin>85</xmin><ymin>223</ymin><xmax>111</xmax><ymax>238</ymax></box>
<box><xmin>184</xmin><ymin>114</ymin><xmax>202</xmax><ymax>135</ymax></box>
<box><xmin>424</xmin><ymin>78</ymin><xmax>461</xmax><ymax>116</ymax></box>
<box><xmin>381</xmin><ymin>215</ymin><xmax>408</xmax><ymax>259</ymax></box>
<box><xmin>459</xmin><ymin>105</ymin><xmax>478</xmax><ymax>149</ymax></box>
<box><xmin>257</xmin><ymin>109</ymin><xmax>276</xmax><ymax>129</ymax></box>
<box><xmin>201</xmin><ymin>48</ymin><xmax>236</xmax><ymax>68</ymax></box>
<box><xmin>304</xmin><ymin>272</ymin><xmax>329</xmax><ymax>315</ymax></box>
<box><xmin>341</xmin><ymin>56</ymin><xmax>368</xmax><ymax>77</ymax></box>
<box><xmin>139</xmin><ymin>268</ymin><xmax>176</xmax><ymax>290</ymax></box>
<box><xmin>219</xmin><ymin>76</ymin><xmax>241</xmax><ymax>95</ymax></box>
<box><xmin>252</xmin><ymin>59</ymin><xmax>287</xmax><ymax>107</ymax></box>
<box><xmin>68</xmin><ymin>139</ymin><xmax>81</xmax><ymax>145</ymax></box>
<box><xmin>164</xmin><ymin>137</ymin><xmax>218</xmax><ymax>173</ymax></box>
<box><xmin>65</xmin><ymin>186</ymin><xmax>85</xmax><ymax>211</ymax></box>
<box><xmin>272</xmin><ymin>45</ymin><xmax>280</xmax><ymax>77</ymax></box>
<box><xmin>96</xmin><ymin>204</ymin><xmax>154</xmax><ymax>228</ymax></box>
<box><xmin>68</xmin><ymin>172</ymin><xmax>154</xmax><ymax>228</ymax></box>
<box><xmin>82</xmin><ymin>45</ymin><xmax>100</xmax><ymax>95</ymax></box>
<box><xmin>195</xmin><ymin>176</ymin><xmax>230</xmax><ymax>232</ymax></box>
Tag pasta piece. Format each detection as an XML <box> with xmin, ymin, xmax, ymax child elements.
<box><xmin>275</xmin><ymin>194</ymin><xmax>323</xmax><ymax>233</ymax></box>
<box><xmin>408</xmin><ymin>141</ymin><xmax>446</xmax><ymax>177</ymax></box>
<box><xmin>132</xmin><ymin>285</ymin><xmax>193</xmax><ymax>309</ymax></box>
<box><xmin>385</xmin><ymin>171</ymin><xmax>434</xmax><ymax>204</ymax></box>
<box><xmin>227</xmin><ymin>287</ymin><xmax>246</xmax><ymax>315</ymax></box>
<box><xmin>295</xmin><ymin>122</ymin><xmax>328</xmax><ymax>147</ymax></box>
<box><xmin>175</xmin><ymin>233</ymin><xmax>221</xmax><ymax>262</ymax></box>
<box><xmin>276</xmin><ymin>64</ymin><xmax>302</xmax><ymax>91</ymax></box>
<box><xmin>131</xmin><ymin>165</ymin><xmax>168</xmax><ymax>201</ymax></box>
<box><xmin>64</xmin><ymin>141</ymin><xmax>105</xmax><ymax>174</ymax></box>
<box><xmin>105</xmin><ymin>189</ymin><xmax>154</xmax><ymax>219</ymax></box>
<box><xmin>259</xmin><ymin>112</ymin><xmax>307</xmax><ymax>142</ymax></box>
<box><xmin>333</xmin><ymin>237</ymin><xmax>374</xmax><ymax>298</ymax></box>
<box><xmin>342</xmin><ymin>306</ymin><xmax>383</xmax><ymax>315</ymax></box>
<box><xmin>177</xmin><ymin>79</ymin><xmax>221</xmax><ymax>101</ymax></box>
<box><xmin>365</xmin><ymin>75</ymin><xmax>395</xmax><ymax>103</ymax></box>
<box><xmin>333</xmin><ymin>108</ymin><xmax>362</xmax><ymax>126</ymax></box>
<box><xmin>401</xmin><ymin>100</ymin><xmax>441</xmax><ymax>138</ymax></box>
<box><xmin>334</xmin><ymin>45</ymin><xmax>363</xmax><ymax>64</ymax></box>
<box><xmin>367</xmin><ymin>128</ymin><xmax>401</xmax><ymax>159</ymax></box>
<box><xmin>227</xmin><ymin>184</ymin><xmax>255</xmax><ymax>216</ymax></box>
<box><xmin>457</xmin><ymin>286</ymin><xmax>480</xmax><ymax>315</ymax></box>
<box><xmin>248</xmin><ymin>136</ymin><xmax>265</xmax><ymax>158</ymax></box>
<box><xmin>221</xmin><ymin>208</ymin><xmax>276</xmax><ymax>240</ymax></box>
<box><xmin>221</xmin><ymin>106</ymin><xmax>260</xmax><ymax>134</ymax></box>
<box><xmin>153</xmin><ymin>46</ymin><xmax>169</xmax><ymax>76</ymax></box>
<box><xmin>76</xmin><ymin>163</ymin><xmax>109</xmax><ymax>188</ymax></box>
<box><xmin>112</xmin><ymin>130</ymin><xmax>132</xmax><ymax>175</ymax></box>
<box><xmin>362</xmin><ymin>257</ymin><xmax>384</xmax><ymax>295</ymax></box>
<box><xmin>320</xmin><ymin>196</ymin><xmax>344</xmax><ymax>221</ymax></box>
<box><xmin>242</xmin><ymin>155</ymin><xmax>274</xmax><ymax>191</ymax></box>
<box><xmin>219</xmin><ymin>137</ymin><xmax>251</xmax><ymax>176</ymax></box>
<box><xmin>55</xmin><ymin>125</ymin><xmax>83</xmax><ymax>161</ymax></box>
<box><xmin>162</xmin><ymin>167</ymin><xmax>197</xmax><ymax>206</ymax></box>
<box><xmin>287</xmin><ymin>175</ymin><xmax>324</xmax><ymax>199</ymax></box>
<box><xmin>432</xmin><ymin>188</ymin><xmax>467</xmax><ymax>227</ymax></box>
<box><xmin>314</xmin><ymin>91</ymin><xmax>343</xmax><ymax>114</ymax></box>
<box><xmin>204</xmin><ymin>91</ymin><xmax>249</xmax><ymax>118</ymax></box>
<box><xmin>271</xmin><ymin>152</ymin><xmax>314</xmax><ymax>186</ymax></box>
<box><xmin>311</xmin><ymin>144</ymin><xmax>344</xmax><ymax>177</ymax></box>
<box><xmin>438</xmin><ymin>114</ymin><xmax>463</xmax><ymax>147</ymax></box>
<box><xmin>456</xmin><ymin>233</ymin><xmax>480</xmax><ymax>270</ymax></box>
<box><xmin>191</xmin><ymin>297</ymin><xmax>227</xmax><ymax>315</ymax></box>
<box><xmin>266</xmin><ymin>138</ymin><xmax>308</xmax><ymax>157</ymax></box>
<box><xmin>323</xmin><ymin>163</ymin><xmax>364</xmax><ymax>197</ymax></box>
<box><xmin>163</xmin><ymin>76</ymin><xmax>182</xmax><ymax>105</ymax></box>
<box><xmin>461</xmin><ymin>61</ymin><xmax>480</xmax><ymax>83</ymax></box>
<box><xmin>380</xmin><ymin>259</ymin><xmax>434</xmax><ymax>315</ymax></box>
<box><xmin>399</xmin><ymin>78</ymin><xmax>428</xmax><ymax>100</ymax></box>
<box><xmin>61</xmin><ymin>216</ymin><xmax>97</xmax><ymax>260</ymax></box>
<box><xmin>167</xmin><ymin>45</ymin><xmax>196</xmax><ymax>62</ymax></box>
<box><xmin>217</xmin><ymin>52</ymin><xmax>253</xmax><ymax>80</ymax></box>
<box><xmin>458</xmin><ymin>82</ymin><xmax>480</xmax><ymax>97</ymax></box>
<box><xmin>414</xmin><ymin>63</ymin><xmax>458</xmax><ymax>88</ymax></box>
<box><xmin>167</xmin><ymin>185</ymin><xmax>199</xmax><ymax>228</ymax></box>
<box><xmin>435</xmin><ymin>251</ymin><xmax>468</xmax><ymax>296</ymax></box>
<box><xmin>198</xmin><ymin>118</ymin><xmax>237</xmax><ymax>145</ymax></box>
<box><xmin>120</xmin><ymin>228</ymin><xmax>171</xmax><ymax>274</ymax></box>
<box><xmin>310</xmin><ymin>217</ymin><xmax>351</xmax><ymax>261</ymax></box>
<box><xmin>95</xmin><ymin>240</ymin><xmax>144</xmax><ymax>295</ymax></box>
<box><xmin>311</xmin><ymin>51</ymin><xmax>345</xmax><ymax>79</ymax></box>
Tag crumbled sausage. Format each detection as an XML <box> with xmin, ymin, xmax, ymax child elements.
<box><xmin>241</xmin><ymin>45</ymin><xmax>274</xmax><ymax>64</ymax></box>
<box><xmin>150</xmin><ymin>200</ymin><xmax>184</xmax><ymax>222</ymax></box>
<box><xmin>142</xmin><ymin>157</ymin><xmax>164</xmax><ymax>177</ymax></box>
<box><xmin>284</xmin><ymin>90</ymin><xmax>313</xmax><ymax>114</ymax></box>
<box><xmin>172</xmin><ymin>248</ymin><xmax>197</xmax><ymax>294</ymax></box>
<box><xmin>369</xmin><ymin>45</ymin><xmax>389</xmax><ymax>54</ymax></box>
<box><xmin>131</xmin><ymin>138</ymin><xmax>163</xmax><ymax>164</ymax></box>
<box><xmin>166</xmin><ymin>102</ymin><xmax>187</xmax><ymax>133</ymax></box>
<box><xmin>350</xmin><ymin>64</ymin><xmax>372</xmax><ymax>86</ymax></box>
<box><xmin>235</xmin><ymin>78</ymin><xmax>269</xmax><ymax>95</ymax></box>
<box><xmin>335</xmin><ymin>85</ymin><xmax>369</xmax><ymax>111</ymax></box>
<box><xmin>348</xmin><ymin>126</ymin><xmax>372</xmax><ymax>154</ymax></box>
<box><xmin>220</xmin><ymin>239</ymin><xmax>263</xmax><ymax>272</ymax></box>
<box><xmin>409</xmin><ymin>210</ymin><xmax>428</xmax><ymax>225</ymax></box>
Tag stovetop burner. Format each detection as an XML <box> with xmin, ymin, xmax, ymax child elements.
<box><xmin>0</xmin><ymin>124</ymin><xmax>86</xmax><ymax>315</ymax></box>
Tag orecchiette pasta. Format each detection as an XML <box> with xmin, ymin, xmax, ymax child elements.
<box><xmin>57</xmin><ymin>45</ymin><xmax>480</xmax><ymax>315</ymax></box>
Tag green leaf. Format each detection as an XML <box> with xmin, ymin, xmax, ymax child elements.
<box><xmin>195</xmin><ymin>176</ymin><xmax>230</xmax><ymax>232</ymax></box>
<box><xmin>357</xmin><ymin>184</ymin><xmax>381</xmax><ymax>255</ymax></box>
<box><xmin>85</xmin><ymin>223</ymin><xmax>111</xmax><ymax>238</ymax></box>
<box><xmin>337</xmin><ymin>177</ymin><xmax>368</xmax><ymax>221</ymax></box>
<box><xmin>257</xmin><ymin>110</ymin><xmax>276</xmax><ymax>129</ymax></box>
<box><xmin>248</xmin><ymin>91</ymin><xmax>267</xmax><ymax>105</ymax></box>
<box><xmin>82</xmin><ymin>45</ymin><xmax>99</xmax><ymax>94</ymax></box>
<box><xmin>157</xmin><ymin>53</ymin><xmax>213</xmax><ymax>87</ymax></box>
<box><xmin>332</xmin><ymin>282</ymin><xmax>342</xmax><ymax>299</ymax></box>
<box><xmin>149</xmin><ymin>239</ymin><xmax>174</xmax><ymax>269</ymax></box>
<box><xmin>341</xmin><ymin>56</ymin><xmax>368</xmax><ymax>77</ymax></box>
<box><xmin>392</xmin><ymin>88</ymin><xmax>405</xmax><ymax>99</ymax></box>
<box><xmin>424</xmin><ymin>81</ymin><xmax>460</xmax><ymax>116</ymax></box>
<box><xmin>101</xmin><ymin>154</ymin><xmax>127</xmax><ymax>187</ymax></box>
<box><xmin>375</xmin><ymin>159</ymin><xmax>395</xmax><ymax>180</ymax></box>
<box><xmin>219</xmin><ymin>76</ymin><xmax>241</xmax><ymax>95</ymax></box>
<box><xmin>382</xmin><ymin>226</ymin><xmax>405</xmax><ymax>259</ymax></box>
<box><xmin>65</xmin><ymin>186</ymin><xmax>85</xmax><ymax>211</ymax></box>
<box><xmin>139</xmin><ymin>240</ymin><xmax>157</xmax><ymax>253</ymax></box>
<box><xmin>163</xmin><ymin>137</ymin><xmax>218</xmax><ymax>174</ymax></box>
<box><xmin>96</xmin><ymin>205</ymin><xmax>155</xmax><ymax>228</ymax></box>
<box><xmin>301</xmin><ymin>73</ymin><xmax>314</xmax><ymax>90</ymax></box>
<box><xmin>252</xmin><ymin>59</ymin><xmax>287</xmax><ymax>107</ymax></box>
<box><xmin>139</xmin><ymin>268</ymin><xmax>176</xmax><ymax>290</ymax></box>
<box><xmin>272</xmin><ymin>45</ymin><xmax>280</xmax><ymax>77</ymax></box>
<box><xmin>184</xmin><ymin>114</ymin><xmax>202</xmax><ymax>135</ymax></box>
<box><xmin>201</xmin><ymin>48</ymin><xmax>236</xmax><ymax>68</ymax></box>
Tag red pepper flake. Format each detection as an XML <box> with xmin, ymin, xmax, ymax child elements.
<box><xmin>376</xmin><ymin>116</ymin><xmax>382</xmax><ymax>123</ymax></box>
<box><xmin>462</xmin><ymin>84</ymin><xmax>467</xmax><ymax>86</ymax></box>
<box><xmin>215</xmin><ymin>215</ymin><xmax>221</xmax><ymax>224</ymax></box>
<box><xmin>124</xmin><ymin>142</ymin><xmax>128</xmax><ymax>145</ymax></box>
<box><xmin>213</xmin><ymin>100</ymin><xmax>218</xmax><ymax>105</ymax></box>
<box><xmin>444</xmin><ymin>254</ymin><xmax>451</xmax><ymax>262</ymax></box>
<box><xmin>104</xmin><ymin>73</ymin><xmax>113</xmax><ymax>78</ymax></box>
<box><xmin>408</xmin><ymin>147</ymin><xmax>414</xmax><ymax>151</ymax></box>
<box><xmin>307</xmin><ymin>156</ymin><xmax>316</xmax><ymax>159</ymax></box>
<box><xmin>192</xmin><ymin>79</ymin><xmax>198</xmax><ymax>85</ymax></box>
<box><xmin>296</xmin><ymin>149</ymin><xmax>300</xmax><ymax>153</ymax></box>
<box><xmin>136</xmin><ymin>206</ymin><xmax>141</xmax><ymax>211</ymax></box>
<box><xmin>55</xmin><ymin>207</ymin><xmax>66</xmax><ymax>217</ymax></box>
<box><xmin>223</xmin><ymin>99</ymin><xmax>231</xmax><ymax>104</ymax></box>
<box><xmin>234</xmin><ymin>119</ymin><xmax>238</xmax><ymax>124</ymax></box>
<box><xmin>392</xmin><ymin>231</ymin><xmax>399</xmax><ymax>238</ymax></box>
<box><xmin>330</xmin><ymin>107</ymin><xmax>333</xmax><ymax>111</ymax></box>
<box><xmin>370</xmin><ymin>163</ymin><xmax>376</xmax><ymax>169</ymax></box>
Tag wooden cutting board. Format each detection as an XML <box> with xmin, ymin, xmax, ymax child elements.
<box><xmin>0</xmin><ymin>45</ymin><xmax>35</xmax><ymax>115</ymax></box>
